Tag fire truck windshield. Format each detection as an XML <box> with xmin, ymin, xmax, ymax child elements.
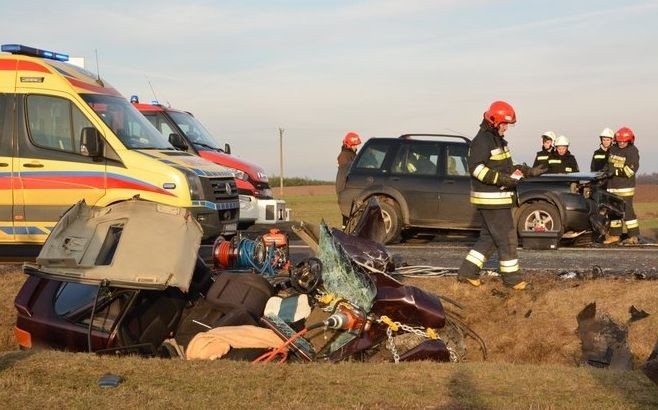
<box><xmin>83</xmin><ymin>94</ymin><xmax>172</xmax><ymax>150</ymax></box>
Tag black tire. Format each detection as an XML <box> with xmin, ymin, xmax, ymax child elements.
<box><xmin>378</xmin><ymin>197</ymin><xmax>402</xmax><ymax>244</ymax></box>
<box><xmin>516</xmin><ymin>202</ymin><xmax>563</xmax><ymax>235</ymax></box>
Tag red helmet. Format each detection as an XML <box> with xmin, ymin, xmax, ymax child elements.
<box><xmin>342</xmin><ymin>132</ymin><xmax>361</xmax><ymax>147</ymax></box>
<box><xmin>614</xmin><ymin>127</ymin><xmax>635</xmax><ymax>143</ymax></box>
<box><xmin>483</xmin><ymin>100</ymin><xmax>516</xmax><ymax>127</ymax></box>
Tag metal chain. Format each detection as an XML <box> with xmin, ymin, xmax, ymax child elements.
<box><xmin>385</xmin><ymin>326</ymin><xmax>400</xmax><ymax>363</ymax></box>
<box><xmin>397</xmin><ymin>322</ymin><xmax>434</xmax><ymax>338</ymax></box>
<box><xmin>379</xmin><ymin>315</ymin><xmax>459</xmax><ymax>363</ymax></box>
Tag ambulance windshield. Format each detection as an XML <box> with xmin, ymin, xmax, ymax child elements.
<box><xmin>82</xmin><ymin>94</ymin><xmax>173</xmax><ymax>150</ymax></box>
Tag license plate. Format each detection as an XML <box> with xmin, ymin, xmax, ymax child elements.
<box><xmin>223</xmin><ymin>223</ymin><xmax>237</xmax><ymax>233</ymax></box>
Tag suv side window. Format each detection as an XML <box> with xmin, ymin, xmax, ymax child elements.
<box><xmin>445</xmin><ymin>144</ymin><xmax>469</xmax><ymax>176</ymax></box>
<box><xmin>354</xmin><ymin>142</ymin><xmax>388</xmax><ymax>170</ymax></box>
<box><xmin>26</xmin><ymin>94</ymin><xmax>93</xmax><ymax>153</ymax></box>
<box><xmin>393</xmin><ymin>142</ymin><xmax>439</xmax><ymax>175</ymax></box>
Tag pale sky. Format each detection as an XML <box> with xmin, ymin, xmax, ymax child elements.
<box><xmin>4</xmin><ymin>0</ymin><xmax>658</xmax><ymax>179</ymax></box>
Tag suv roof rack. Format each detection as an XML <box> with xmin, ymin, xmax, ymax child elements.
<box><xmin>398</xmin><ymin>133</ymin><xmax>471</xmax><ymax>143</ymax></box>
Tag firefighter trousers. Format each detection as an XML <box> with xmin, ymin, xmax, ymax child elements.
<box><xmin>458</xmin><ymin>207</ymin><xmax>523</xmax><ymax>286</ymax></box>
<box><xmin>610</xmin><ymin>195</ymin><xmax>639</xmax><ymax>237</ymax></box>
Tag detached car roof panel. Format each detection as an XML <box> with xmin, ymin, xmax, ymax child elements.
<box><xmin>23</xmin><ymin>199</ymin><xmax>203</xmax><ymax>291</ymax></box>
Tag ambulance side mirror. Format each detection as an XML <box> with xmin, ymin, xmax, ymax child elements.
<box><xmin>168</xmin><ymin>133</ymin><xmax>188</xmax><ymax>151</ymax></box>
<box><xmin>80</xmin><ymin>127</ymin><xmax>103</xmax><ymax>158</ymax></box>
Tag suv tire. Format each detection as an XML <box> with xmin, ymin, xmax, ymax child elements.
<box><xmin>378</xmin><ymin>197</ymin><xmax>402</xmax><ymax>244</ymax></box>
<box><xmin>516</xmin><ymin>202</ymin><xmax>563</xmax><ymax>234</ymax></box>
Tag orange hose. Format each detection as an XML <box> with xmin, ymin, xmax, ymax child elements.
<box><xmin>252</xmin><ymin>328</ymin><xmax>309</xmax><ymax>364</ymax></box>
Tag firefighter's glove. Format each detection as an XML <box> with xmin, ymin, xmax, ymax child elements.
<box><xmin>601</xmin><ymin>165</ymin><xmax>616</xmax><ymax>179</ymax></box>
<box><xmin>498</xmin><ymin>174</ymin><xmax>518</xmax><ymax>189</ymax></box>
<box><xmin>605</xmin><ymin>167</ymin><xmax>623</xmax><ymax>178</ymax></box>
<box><xmin>526</xmin><ymin>164</ymin><xmax>548</xmax><ymax>177</ymax></box>
<box><xmin>516</xmin><ymin>163</ymin><xmax>530</xmax><ymax>174</ymax></box>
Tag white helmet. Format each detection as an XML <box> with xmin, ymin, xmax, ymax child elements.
<box><xmin>599</xmin><ymin>127</ymin><xmax>614</xmax><ymax>139</ymax></box>
<box><xmin>541</xmin><ymin>131</ymin><xmax>557</xmax><ymax>141</ymax></box>
<box><xmin>554</xmin><ymin>135</ymin><xmax>569</xmax><ymax>146</ymax></box>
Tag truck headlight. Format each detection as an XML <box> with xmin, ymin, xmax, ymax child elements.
<box><xmin>226</xmin><ymin>167</ymin><xmax>248</xmax><ymax>181</ymax></box>
<box><xmin>180</xmin><ymin>169</ymin><xmax>204</xmax><ymax>200</ymax></box>
<box><xmin>256</xmin><ymin>188</ymin><xmax>273</xmax><ymax>199</ymax></box>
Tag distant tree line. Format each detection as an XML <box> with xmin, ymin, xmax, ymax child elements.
<box><xmin>269</xmin><ymin>176</ymin><xmax>333</xmax><ymax>187</ymax></box>
<box><xmin>270</xmin><ymin>173</ymin><xmax>658</xmax><ymax>186</ymax></box>
<box><xmin>637</xmin><ymin>173</ymin><xmax>658</xmax><ymax>185</ymax></box>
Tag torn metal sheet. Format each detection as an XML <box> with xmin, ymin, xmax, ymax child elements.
<box><xmin>24</xmin><ymin>198</ymin><xmax>203</xmax><ymax>291</ymax></box>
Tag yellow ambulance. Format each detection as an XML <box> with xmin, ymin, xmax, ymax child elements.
<box><xmin>0</xmin><ymin>44</ymin><xmax>239</xmax><ymax>244</ymax></box>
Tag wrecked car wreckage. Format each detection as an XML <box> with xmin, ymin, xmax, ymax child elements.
<box><xmin>15</xmin><ymin>197</ymin><xmax>485</xmax><ymax>363</ymax></box>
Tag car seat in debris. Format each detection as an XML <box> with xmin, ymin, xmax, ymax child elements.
<box><xmin>188</xmin><ymin>255</ymin><xmax>213</xmax><ymax>298</ymax></box>
<box><xmin>174</xmin><ymin>272</ymin><xmax>275</xmax><ymax>348</ymax></box>
<box><xmin>118</xmin><ymin>288</ymin><xmax>187</xmax><ymax>355</ymax></box>
<box><xmin>205</xmin><ymin>272</ymin><xmax>274</xmax><ymax>316</ymax></box>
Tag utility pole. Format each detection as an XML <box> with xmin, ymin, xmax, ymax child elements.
<box><xmin>279</xmin><ymin>127</ymin><xmax>285</xmax><ymax>197</ymax></box>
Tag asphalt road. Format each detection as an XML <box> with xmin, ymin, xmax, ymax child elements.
<box><xmin>284</xmin><ymin>238</ymin><xmax>658</xmax><ymax>276</ymax></box>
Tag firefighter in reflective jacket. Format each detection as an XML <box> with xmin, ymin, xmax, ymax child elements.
<box><xmin>547</xmin><ymin>135</ymin><xmax>579</xmax><ymax>173</ymax></box>
<box><xmin>590</xmin><ymin>127</ymin><xmax>615</xmax><ymax>172</ymax></box>
<box><xmin>457</xmin><ymin>101</ymin><xmax>543</xmax><ymax>290</ymax></box>
<box><xmin>603</xmin><ymin>126</ymin><xmax>640</xmax><ymax>245</ymax></box>
<box><xmin>532</xmin><ymin>131</ymin><xmax>556</xmax><ymax>168</ymax></box>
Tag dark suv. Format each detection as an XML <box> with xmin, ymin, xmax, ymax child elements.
<box><xmin>338</xmin><ymin>134</ymin><xmax>624</xmax><ymax>246</ymax></box>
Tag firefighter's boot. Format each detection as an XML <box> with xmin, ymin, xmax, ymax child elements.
<box><xmin>458</xmin><ymin>276</ymin><xmax>482</xmax><ymax>287</ymax></box>
<box><xmin>502</xmin><ymin>273</ymin><xmax>531</xmax><ymax>290</ymax></box>
<box><xmin>622</xmin><ymin>236</ymin><xmax>640</xmax><ymax>245</ymax></box>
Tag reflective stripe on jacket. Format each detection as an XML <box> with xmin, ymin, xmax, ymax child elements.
<box><xmin>590</xmin><ymin>146</ymin><xmax>608</xmax><ymax>172</ymax></box>
<box><xmin>547</xmin><ymin>151</ymin><xmax>579</xmax><ymax>173</ymax></box>
<box><xmin>468</xmin><ymin>121</ymin><xmax>515</xmax><ymax>209</ymax></box>
<box><xmin>607</xmin><ymin>144</ymin><xmax>639</xmax><ymax>192</ymax></box>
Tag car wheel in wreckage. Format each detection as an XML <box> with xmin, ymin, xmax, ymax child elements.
<box><xmin>377</xmin><ymin>197</ymin><xmax>402</xmax><ymax>244</ymax></box>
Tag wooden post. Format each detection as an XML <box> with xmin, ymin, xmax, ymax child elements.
<box><xmin>279</xmin><ymin>127</ymin><xmax>284</xmax><ymax>197</ymax></box>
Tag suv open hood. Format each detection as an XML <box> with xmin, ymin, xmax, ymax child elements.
<box><xmin>520</xmin><ymin>171</ymin><xmax>602</xmax><ymax>184</ymax></box>
<box><xmin>23</xmin><ymin>199</ymin><xmax>203</xmax><ymax>291</ymax></box>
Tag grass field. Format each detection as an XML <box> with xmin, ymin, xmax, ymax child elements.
<box><xmin>0</xmin><ymin>185</ymin><xmax>656</xmax><ymax>408</ymax></box>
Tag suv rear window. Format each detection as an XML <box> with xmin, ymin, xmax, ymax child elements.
<box><xmin>446</xmin><ymin>144</ymin><xmax>469</xmax><ymax>176</ymax></box>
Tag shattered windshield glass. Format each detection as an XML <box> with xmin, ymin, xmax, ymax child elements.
<box><xmin>317</xmin><ymin>222</ymin><xmax>376</xmax><ymax>311</ymax></box>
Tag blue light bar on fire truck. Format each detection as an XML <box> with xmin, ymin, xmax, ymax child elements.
<box><xmin>1</xmin><ymin>44</ymin><xmax>69</xmax><ymax>62</ymax></box>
